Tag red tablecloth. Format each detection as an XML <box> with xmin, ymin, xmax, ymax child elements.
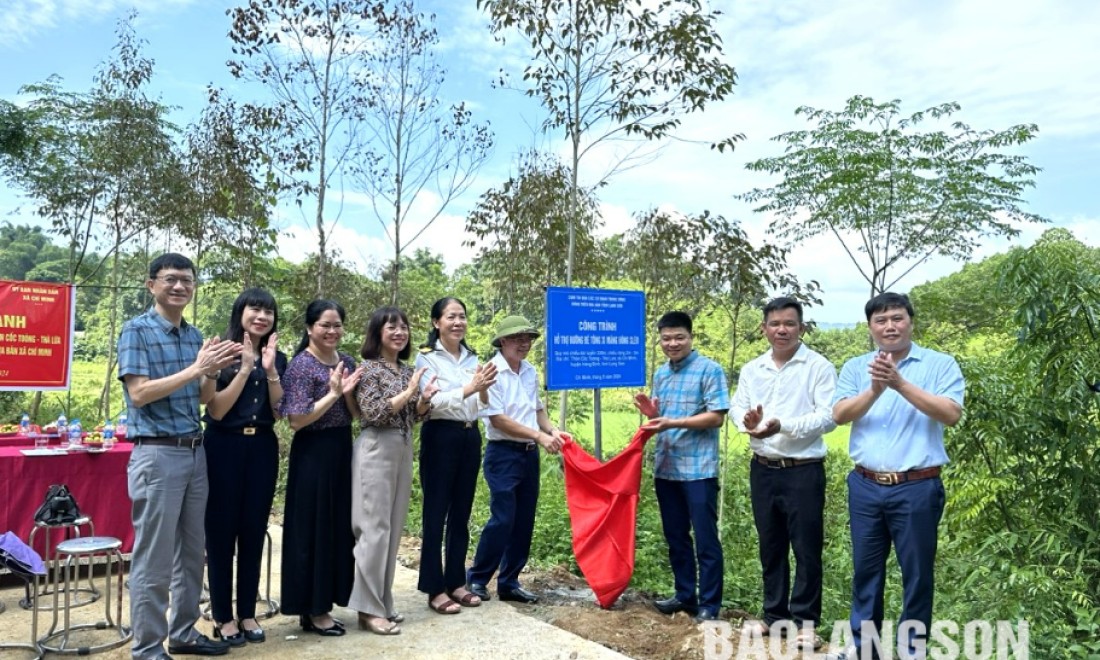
<box><xmin>0</xmin><ymin>443</ymin><xmax>134</xmax><ymax>553</ymax></box>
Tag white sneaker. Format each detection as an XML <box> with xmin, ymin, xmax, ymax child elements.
<box><xmin>821</xmin><ymin>645</ymin><xmax>854</xmax><ymax>660</ymax></box>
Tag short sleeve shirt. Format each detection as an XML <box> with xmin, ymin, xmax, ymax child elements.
<box><xmin>202</xmin><ymin>351</ymin><xmax>288</xmax><ymax>431</ymax></box>
<box><xmin>651</xmin><ymin>350</ymin><xmax>730</xmax><ymax>480</ymax></box>
<box><xmin>117</xmin><ymin>307</ymin><xmax>204</xmax><ymax>437</ymax></box>
<box><xmin>834</xmin><ymin>343</ymin><xmax>965</xmax><ymax>471</ymax></box>
<box><xmin>355</xmin><ymin>358</ymin><xmax>430</xmax><ymax>431</ymax></box>
<box><xmin>480</xmin><ymin>352</ymin><xmax>542</xmax><ymax>441</ymax></box>
<box><xmin>279</xmin><ymin>350</ymin><xmax>357</xmax><ymax>430</ymax></box>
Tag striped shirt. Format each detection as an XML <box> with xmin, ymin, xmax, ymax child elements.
<box><xmin>117</xmin><ymin>307</ymin><xmax>204</xmax><ymax>437</ymax></box>
<box><xmin>651</xmin><ymin>350</ymin><xmax>730</xmax><ymax>480</ymax></box>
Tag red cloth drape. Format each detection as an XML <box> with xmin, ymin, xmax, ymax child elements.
<box><xmin>561</xmin><ymin>427</ymin><xmax>655</xmax><ymax>608</ymax></box>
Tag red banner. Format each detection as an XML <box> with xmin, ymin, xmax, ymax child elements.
<box><xmin>0</xmin><ymin>280</ymin><xmax>75</xmax><ymax>390</ymax></box>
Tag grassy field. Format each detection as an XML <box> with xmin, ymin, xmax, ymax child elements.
<box><xmin>569</xmin><ymin>409</ymin><xmax>851</xmax><ymax>456</ymax></box>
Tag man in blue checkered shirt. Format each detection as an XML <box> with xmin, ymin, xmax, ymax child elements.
<box><xmin>635</xmin><ymin>311</ymin><xmax>730</xmax><ymax>623</ymax></box>
<box><xmin>118</xmin><ymin>253</ymin><xmax>241</xmax><ymax>659</ymax></box>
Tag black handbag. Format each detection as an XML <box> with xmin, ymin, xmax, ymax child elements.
<box><xmin>32</xmin><ymin>484</ymin><xmax>82</xmax><ymax>526</ymax></box>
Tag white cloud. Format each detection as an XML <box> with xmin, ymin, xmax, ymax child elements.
<box><xmin>0</xmin><ymin>0</ymin><xmax>197</xmax><ymax>47</ymax></box>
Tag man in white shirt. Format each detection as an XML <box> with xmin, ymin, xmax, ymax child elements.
<box><xmin>732</xmin><ymin>297</ymin><xmax>837</xmax><ymax>651</ymax></box>
<box><xmin>466</xmin><ymin>315</ymin><xmax>565</xmax><ymax>604</ymax></box>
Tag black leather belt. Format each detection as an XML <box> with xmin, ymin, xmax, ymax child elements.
<box><xmin>493</xmin><ymin>440</ymin><xmax>538</xmax><ymax>451</ymax></box>
<box><xmin>427</xmin><ymin>419</ymin><xmax>477</xmax><ymax>429</ymax></box>
<box><xmin>133</xmin><ymin>434</ymin><xmax>204</xmax><ymax>449</ymax></box>
<box><xmin>754</xmin><ymin>454</ymin><xmax>825</xmax><ymax>469</ymax></box>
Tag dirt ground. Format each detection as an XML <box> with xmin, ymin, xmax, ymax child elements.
<box><xmin>0</xmin><ymin>534</ymin><xmax>823</xmax><ymax>660</ymax></box>
<box><xmin>397</xmin><ymin>537</ymin><xmax>820</xmax><ymax>660</ymax></box>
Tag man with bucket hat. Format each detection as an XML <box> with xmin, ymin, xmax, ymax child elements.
<box><xmin>466</xmin><ymin>315</ymin><xmax>567</xmax><ymax>604</ymax></box>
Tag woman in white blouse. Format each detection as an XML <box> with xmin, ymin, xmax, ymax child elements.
<box><xmin>414</xmin><ymin>297</ymin><xmax>497</xmax><ymax>614</ymax></box>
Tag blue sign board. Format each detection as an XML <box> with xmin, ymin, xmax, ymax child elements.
<box><xmin>545</xmin><ymin>286</ymin><xmax>646</xmax><ymax>391</ymax></box>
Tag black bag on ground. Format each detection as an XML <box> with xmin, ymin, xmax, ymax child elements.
<box><xmin>32</xmin><ymin>484</ymin><xmax>82</xmax><ymax>525</ymax></box>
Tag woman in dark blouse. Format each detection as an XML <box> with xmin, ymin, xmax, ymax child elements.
<box><xmin>203</xmin><ymin>288</ymin><xmax>285</xmax><ymax>645</ymax></box>
<box><xmin>278</xmin><ymin>299</ymin><xmax>363</xmax><ymax>637</ymax></box>
<box><xmin>347</xmin><ymin>306</ymin><xmax>437</xmax><ymax>635</ymax></box>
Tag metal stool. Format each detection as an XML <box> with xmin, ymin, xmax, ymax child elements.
<box><xmin>202</xmin><ymin>528</ymin><xmax>280</xmax><ymax>621</ymax></box>
<box><xmin>0</xmin><ymin>554</ymin><xmax>43</xmax><ymax>660</ymax></box>
<box><xmin>23</xmin><ymin>516</ymin><xmax>98</xmax><ymax>611</ymax></box>
<box><xmin>38</xmin><ymin>536</ymin><xmax>131</xmax><ymax>655</ymax></box>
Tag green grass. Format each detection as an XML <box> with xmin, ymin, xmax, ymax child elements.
<box><xmin>568</xmin><ymin>409</ymin><xmax>852</xmax><ymax>457</ymax></box>
<box><xmin>12</xmin><ymin>361</ymin><xmax>126</xmax><ymax>427</ymax></box>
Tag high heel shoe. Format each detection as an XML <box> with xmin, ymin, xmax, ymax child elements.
<box><xmin>299</xmin><ymin>614</ymin><xmax>346</xmax><ymax>637</ymax></box>
<box><xmin>357</xmin><ymin>611</ymin><xmax>401</xmax><ymax>635</ymax></box>
<box><xmin>212</xmin><ymin>621</ymin><xmax>246</xmax><ymax>647</ymax></box>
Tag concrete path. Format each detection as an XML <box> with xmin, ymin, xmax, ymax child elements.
<box><xmin>0</xmin><ymin>525</ymin><xmax>632</xmax><ymax>659</ymax></box>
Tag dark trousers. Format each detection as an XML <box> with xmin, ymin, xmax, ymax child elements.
<box><xmin>848</xmin><ymin>470</ymin><xmax>945</xmax><ymax>659</ymax></box>
<box><xmin>417</xmin><ymin>420</ymin><xmax>482</xmax><ymax>596</ymax></box>
<box><xmin>203</xmin><ymin>426</ymin><xmax>278</xmax><ymax>623</ymax></box>
<box><xmin>750</xmin><ymin>459</ymin><xmax>825</xmax><ymax>627</ymax></box>
<box><xmin>654</xmin><ymin>477</ymin><xmax>723</xmax><ymax>615</ymax></box>
<box><xmin>467</xmin><ymin>442</ymin><xmax>540</xmax><ymax>591</ymax></box>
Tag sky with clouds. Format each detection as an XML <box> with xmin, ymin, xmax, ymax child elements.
<box><xmin>1</xmin><ymin>0</ymin><xmax>1096</xmax><ymax>323</ymax></box>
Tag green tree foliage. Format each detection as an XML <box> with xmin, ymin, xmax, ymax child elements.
<box><xmin>179</xmin><ymin>88</ymin><xmax>281</xmax><ymax>293</ymax></box>
<box><xmin>909</xmin><ymin>251</ymin><xmax>1016</xmax><ymax>355</ymax></box>
<box><xmin>464</xmin><ymin>151</ymin><xmax>604</xmax><ymax>321</ymax></box>
<box><xmin>350</xmin><ymin>1</ymin><xmax>493</xmax><ymax>302</ymax></box>
<box><xmin>946</xmin><ymin>228</ymin><xmax>1099</xmax><ymax>656</ymax></box>
<box><xmin>0</xmin><ymin>223</ymin><xmax>67</xmax><ymax>281</ymax></box>
<box><xmin>803</xmin><ymin>324</ymin><xmax>870</xmax><ymax>369</ymax></box>
<box><xmin>741</xmin><ymin>95</ymin><xmax>1046</xmax><ymax>297</ymax></box>
<box><xmin>380</xmin><ymin>248</ymin><xmax>450</xmax><ymax>332</ymax></box>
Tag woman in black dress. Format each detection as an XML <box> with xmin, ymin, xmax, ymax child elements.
<box><xmin>204</xmin><ymin>288</ymin><xmax>285</xmax><ymax>645</ymax></box>
<box><xmin>279</xmin><ymin>299</ymin><xmax>363</xmax><ymax>636</ymax></box>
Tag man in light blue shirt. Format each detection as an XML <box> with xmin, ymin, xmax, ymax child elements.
<box><xmin>635</xmin><ymin>311</ymin><xmax>729</xmax><ymax>622</ymax></box>
<box><xmin>829</xmin><ymin>293</ymin><xmax>964</xmax><ymax>660</ymax></box>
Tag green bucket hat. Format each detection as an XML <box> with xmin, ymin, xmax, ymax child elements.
<box><xmin>491</xmin><ymin>315</ymin><xmax>540</xmax><ymax>348</ymax></box>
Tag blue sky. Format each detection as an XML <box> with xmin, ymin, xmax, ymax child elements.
<box><xmin>1</xmin><ymin>0</ymin><xmax>1097</xmax><ymax>324</ymax></box>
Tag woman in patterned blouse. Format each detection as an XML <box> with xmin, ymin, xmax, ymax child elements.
<box><xmin>348</xmin><ymin>306</ymin><xmax>438</xmax><ymax>635</ymax></box>
<box><xmin>278</xmin><ymin>299</ymin><xmax>363</xmax><ymax>637</ymax></box>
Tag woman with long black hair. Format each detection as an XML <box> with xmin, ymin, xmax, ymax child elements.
<box><xmin>203</xmin><ymin>287</ymin><xmax>284</xmax><ymax>645</ymax></box>
<box><xmin>278</xmin><ymin>299</ymin><xmax>363</xmax><ymax>637</ymax></box>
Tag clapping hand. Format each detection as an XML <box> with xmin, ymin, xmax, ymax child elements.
<box><xmin>196</xmin><ymin>336</ymin><xmax>243</xmax><ymax>374</ymax></box>
<box><xmin>240</xmin><ymin>332</ymin><xmax>258</xmax><ymax>370</ymax></box>
<box><xmin>868</xmin><ymin>351</ymin><xmax>901</xmax><ymax>392</ymax></box>
<box><xmin>743</xmin><ymin>404</ymin><xmax>781</xmax><ymax>439</ymax></box>
<box><xmin>329</xmin><ymin>363</ymin><xmax>364</xmax><ymax>396</ymax></box>
<box><xmin>633</xmin><ymin>393</ymin><xmax>660</xmax><ymax>419</ymax></box>
<box><xmin>261</xmin><ymin>332</ymin><xmax>279</xmax><ymax>373</ymax></box>
<box><xmin>471</xmin><ymin>362</ymin><xmax>498</xmax><ymax>393</ymax></box>
<box><xmin>420</xmin><ymin>375</ymin><xmax>440</xmax><ymax>403</ymax></box>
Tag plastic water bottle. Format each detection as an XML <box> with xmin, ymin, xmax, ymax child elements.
<box><xmin>102</xmin><ymin>419</ymin><xmax>115</xmax><ymax>449</ymax></box>
<box><xmin>69</xmin><ymin>418</ymin><xmax>82</xmax><ymax>446</ymax></box>
<box><xmin>20</xmin><ymin>412</ymin><xmax>30</xmax><ymax>434</ymax></box>
<box><xmin>116</xmin><ymin>413</ymin><xmax>128</xmax><ymax>438</ymax></box>
<box><xmin>57</xmin><ymin>414</ymin><xmax>68</xmax><ymax>441</ymax></box>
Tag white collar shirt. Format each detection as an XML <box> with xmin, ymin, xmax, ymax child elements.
<box><xmin>414</xmin><ymin>341</ymin><xmax>481</xmax><ymax>423</ymax></box>
<box><xmin>480</xmin><ymin>352</ymin><xmax>542</xmax><ymax>441</ymax></box>
<box><xmin>731</xmin><ymin>342</ymin><xmax>837</xmax><ymax>459</ymax></box>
